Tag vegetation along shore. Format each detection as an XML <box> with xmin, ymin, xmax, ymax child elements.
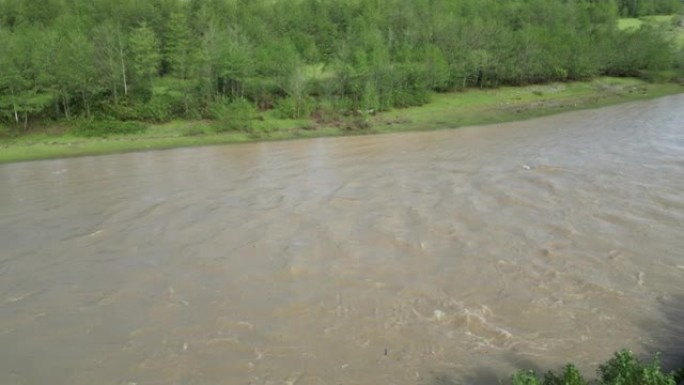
<box><xmin>1</xmin><ymin>0</ymin><xmax>684</xmax><ymax>164</ymax></box>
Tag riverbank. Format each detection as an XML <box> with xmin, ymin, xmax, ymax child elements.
<box><xmin>1</xmin><ymin>77</ymin><xmax>681</xmax><ymax>164</ymax></box>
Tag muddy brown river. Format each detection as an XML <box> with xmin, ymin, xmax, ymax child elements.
<box><xmin>1</xmin><ymin>95</ymin><xmax>684</xmax><ymax>385</ymax></box>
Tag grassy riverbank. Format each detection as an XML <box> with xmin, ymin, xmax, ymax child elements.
<box><xmin>1</xmin><ymin>77</ymin><xmax>682</xmax><ymax>164</ymax></box>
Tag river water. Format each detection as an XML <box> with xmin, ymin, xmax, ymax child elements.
<box><xmin>1</xmin><ymin>95</ymin><xmax>683</xmax><ymax>385</ymax></box>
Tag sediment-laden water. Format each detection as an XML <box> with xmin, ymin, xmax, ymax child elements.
<box><xmin>1</xmin><ymin>95</ymin><xmax>683</xmax><ymax>385</ymax></box>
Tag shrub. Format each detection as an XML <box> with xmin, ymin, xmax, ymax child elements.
<box><xmin>510</xmin><ymin>351</ymin><xmax>678</xmax><ymax>385</ymax></box>
<box><xmin>96</xmin><ymin>95</ymin><xmax>183</xmax><ymax>122</ymax></box>
<box><xmin>544</xmin><ymin>364</ymin><xmax>588</xmax><ymax>385</ymax></box>
<box><xmin>133</xmin><ymin>96</ymin><xmax>173</xmax><ymax>123</ymax></box>
<box><xmin>211</xmin><ymin>98</ymin><xmax>257</xmax><ymax>133</ymax></box>
<box><xmin>311</xmin><ymin>101</ymin><xmax>344</xmax><ymax>124</ymax></box>
<box><xmin>0</xmin><ymin>123</ymin><xmax>12</xmax><ymax>138</ymax></box>
<box><xmin>274</xmin><ymin>96</ymin><xmax>315</xmax><ymax>119</ymax></box>
<box><xmin>342</xmin><ymin>116</ymin><xmax>371</xmax><ymax>132</ymax></box>
<box><xmin>512</xmin><ymin>370</ymin><xmax>542</xmax><ymax>385</ymax></box>
<box><xmin>598</xmin><ymin>350</ymin><xmax>676</xmax><ymax>385</ymax></box>
<box><xmin>674</xmin><ymin>366</ymin><xmax>684</xmax><ymax>384</ymax></box>
<box><xmin>71</xmin><ymin>120</ymin><xmax>147</xmax><ymax>137</ymax></box>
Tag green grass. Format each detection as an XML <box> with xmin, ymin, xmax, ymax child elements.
<box><xmin>1</xmin><ymin>77</ymin><xmax>681</xmax><ymax>164</ymax></box>
<box><xmin>618</xmin><ymin>17</ymin><xmax>645</xmax><ymax>30</ymax></box>
<box><xmin>303</xmin><ymin>63</ymin><xmax>336</xmax><ymax>80</ymax></box>
<box><xmin>641</xmin><ymin>15</ymin><xmax>680</xmax><ymax>24</ymax></box>
<box><xmin>676</xmin><ymin>23</ymin><xmax>684</xmax><ymax>46</ymax></box>
<box><xmin>618</xmin><ymin>15</ymin><xmax>676</xmax><ymax>30</ymax></box>
<box><xmin>370</xmin><ymin>77</ymin><xmax>681</xmax><ymax>134</ymax></box>
<box><xmin>619</xmin><ymin>14</ymin><xmax>684</xmax><ymax>47</ymax></box>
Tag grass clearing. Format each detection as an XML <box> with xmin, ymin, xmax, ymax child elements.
<box><xmin>618</xmin><ymin>17</ymin><xmax>644</xmax><ymax>30</ymax></box>
<box><xmin>619</xmin><ymin>14</ymin><xmax>684</xmax><ymax>47</ymax></box>
<box><xmin>303</xmin><ymin>63</ymin><xmax>336</xmax><ymax>80</ymax></box>
<box><xmin>370</xmin><ymin>77</ymin><xmax>681</xmax><ymax>134</ymax></box>
<box><xmin>1</xmin><ymin>78</ymin><xmax>681</xmax><ymax>164</ymax></box>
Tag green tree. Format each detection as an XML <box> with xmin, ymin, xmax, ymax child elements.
<box><xmin>129</xmin><ymin>22</ymin><xmax>161</xmax><ymax>100</ymax></box>
<box><xmin>92</xmin><ymin>22</ymin><xmax>129</xmax><ymax>105</ymax></box>
<box><xmin>163</xmin><ymin>12</ymin><xmax>194</xmax><ymax>79</ymax></box>
<box><xmin>60</xmin><ymin>29</ymin><xmax>100</xmax><ymax>118</ymax></box>
<box><xmin>0</xmin><ymin>27</ymin><xmax>52</xmax><ymax>128</ymax></box>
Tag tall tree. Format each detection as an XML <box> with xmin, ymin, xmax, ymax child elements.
<box><xmin>92</xmin><ymin>22</ymin><xmax>129</xmax><ymax>105</ymax></box>
<box><xmin>129</xmin><ymin>22</ymin><xmax>161</xmax><ymax>99</ymax></box>
<box><xmin>163</xmin><ymin>12</ymin><xmax>193</xmax><ymax>79</ymax></box>
<box><xmin>0</xmin><ymin>27</ymin><xmax>52</xmax><ymax>128</ymax></box>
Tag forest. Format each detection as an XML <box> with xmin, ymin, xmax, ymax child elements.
<box><xmin>0</xmin><ymin>0</ymin><xmax>682</xmax><ymax>134</ymax></box>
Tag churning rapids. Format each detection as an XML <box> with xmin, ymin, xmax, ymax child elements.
<box><xmin>1</xmin><ymin>95</ymin><xmax>684</xmax><ymax>385</ymax></box>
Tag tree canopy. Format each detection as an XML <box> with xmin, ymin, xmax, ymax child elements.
<box><xmin>0</xmin><ymin>0</ymin><xmax>681</xmax><ymax>129</ymax></box>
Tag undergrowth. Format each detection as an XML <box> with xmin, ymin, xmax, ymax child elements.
<box><xmin>511</xmin><ymin>350</ymin><xmax>683</xmax><ymax>385</ymax></box>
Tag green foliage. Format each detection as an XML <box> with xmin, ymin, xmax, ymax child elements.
<box><xmin>164</xmin><ymin>12</ymin><xmax>194</xmax><ymax>78</ymax></box>
<box><xmin>605</xmin><ymin>25</ymin><xmax>675</xmax><ymax>77</ymax></box>
<box><xmin>342</xmin><ymin>115</ymin><xmax>371</xmax><ymax>132</ymax></box>
<box><xmin>598</xmin><ymin>350</ymin><xmax>676</xmax><ymax>385</ymax></box>
<box><xmin>510</xmin><ymin>351</ymin><xmax>679</xmax><ymax>385</ymax></box>
<box><xmin>211</xmin><ymin>98</ymin><xmax>256</xmax><ymax>133</ymax></box>
<box><xmin>2</xmin><ymin>79</ymin><xmax>682</xmax><ymax>163</ymax></box>
<box><xmin>0</xmin><ymin>0</ymin><xmax>682</xmax><ymax>131</ymax></box>
<box><xmin>129</xmin><ymin>22</ymin><xmax>161</xmax><ymax>97</ymax></box>
<box><xmin>134</xmin><ymin>97</ymin><xmax>173</xmax><ymax>122</ymax></box>
<box><xmin>673</xmin><ymin>366</ymin><xmax>684</xmax><ymax>384</ymax></box>
<box><xmin>71</xmin><ymin>120</ymin><xmax>147</xmax><ymax>137</ymax></box>
<box><xmin>311</xmin><ymin>99</ymin><xmax>344</xmax><ymax>124</ymax></box>
<box><xmin>99</xmin><ymin>93</ymin><xmax>189</xmax><ymax>122</ymax></box>
<box><xmin>275</xmin><ymin>96</ymin><xmax>315</xmax><ymax>119</ymax></box>
<box><xmin>181</xmin><ymin>124</ymin><xmax>209</xmax><ymax>137</ymax></box>
<box><xmin>615</xmin><ymin>0</ymin><xmax>682</xmax><ymax>17</ymax></box>
<box><xmin>512</xmin><ymin>370</ymin><xmax>543</xmax><ymax>385</ymax></box>
<box><xmin>544</xmin><ymin>364</ymin><xmax>588</xmax><ymax>385</ymax></box>
<box><xmin>0</xmin><ymin>123</ymin><xmax>12</xmax><ymax>138</ymax></box>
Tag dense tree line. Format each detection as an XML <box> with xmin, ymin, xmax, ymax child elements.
<box><xmin>0</xmin><ymin>0</ymin><xmax>681</xmax><ymax>130</ymax></box>
<box><xmin>615</xmin><ymin>0</ymin><xmax>682</xmax><ymax>17</ymax></box>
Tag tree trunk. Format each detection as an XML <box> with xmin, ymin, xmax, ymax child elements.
<box><xmin>82</xmin><ymin>92</ymin><xmax>91</xmax><ymax>118</ymax></box>
<box><xmin>118</xmin><ymin>32</ymin><xmax>128</xmax><ymax>96</ymax></box>
<box><xmin>122</xmin><ymin>57</ymin><xmax>128</xmax><ymax>96</ymax></box>
<box><xmin>10</xmin><ymin>87</ymin><xmax>19</xmax><ymax>124</ymax></box>
<box><xmin>62</xmin><ymin>93</ymin><xmax>70</xmax><ymax>120</ymax></box>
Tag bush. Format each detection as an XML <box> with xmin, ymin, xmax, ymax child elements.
<box><xmin>133</xmin><ymin>96</ymin><xmax>173</xmax><ymax>123</ymax></box>
<box><xmin>544</xmin><ymin>364</ymin><xmax>588</xmax><ymax>385</ymax></box>
<box><xmin>674</xmin><ymin>366</ymin><xmax>684</xmax><ymax>384</ymax></box>
<box><xmin>605</xmin><ymin>26</ymin><xmax>675</xmax><ymax>77</ymax></box>
<box><xmin>311</xmin><ymin>100</ymin><xmax>344</xmax><ymax>124</ymax></box>
<box><xmin>512</xmin><ymin>370</ymin><xmax>542</xmax><ymax>385</ymax></box>
<box><xmin>96</xmin><ymin>95</ymin><xmax>182</xmax><ymax>122</ymax></box>
<box><xmin>274</xmin><ymin>96</ymin><xmax>315</xmax><ymax>119</ymax></box>
<box><xmin>242</xmin><ymin>77</ymin><xmax>284</xmax><ymax>110</ymax></box>
<box><xmin>211</xmin><ymin>98</ymin><xmax>257</xmax><ymax>133</ymax></box>
<box><xmin>342</xmin><ymin>116</ymin><xmax>371</xmax><ymax>132</ymax></box>
<box><xmin>71</xmin><ymin>120</ymin><xmax>148</xmax><ymax>137</ymax></box>
<box><xmin>0</xmin><ymin>123</ymin><xmax>13</xmax><ymax>138</ymax></box>
<box><xmin>510</xmin><ymin>351</ymin><xmax>678</xmax><ymax>385</ymax></box>
<box><xmin>129</xmin><ymin>85</ymin><xmax>153</xmax><ymax>103</ymax></box>
<box><xmin>599</xmin><ymin>350</ymin><xmax>676</xmax><ymax>385</ymax></box>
